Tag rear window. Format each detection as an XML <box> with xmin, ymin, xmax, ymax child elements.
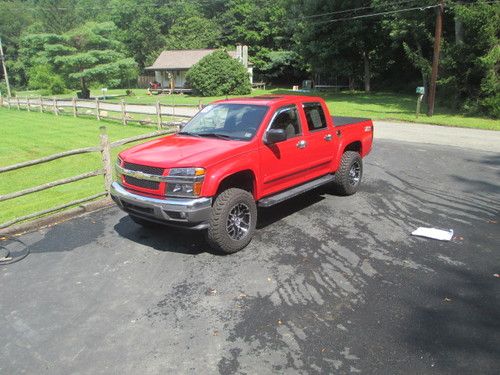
<box><xmin>303</xmin><ymin>103</ymin><xmax>327</xmax><ymax>131</ymax></box>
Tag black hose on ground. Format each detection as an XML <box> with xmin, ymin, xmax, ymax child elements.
<box><xmin>0</xmin><ymin>238</ymin><xmax>30</xmax><ymax>265</ymax></box>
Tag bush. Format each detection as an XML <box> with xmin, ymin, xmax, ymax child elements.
<box><xmin>186</xmin><ymin>50</ymin><xmax>251</xmax><ymax>96</ymax></box>
<box><xmin>27</xmin><ymin>65</ymin><xmax>67</xmax><ymax>95</ymax></box>
<box><xmin>0</xmin><ymin>81</ymin><xmax>8</xmax><ymax>97</ymax></box>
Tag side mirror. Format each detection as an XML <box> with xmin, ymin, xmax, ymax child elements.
<box><xmin>265</xmin><ymin>129</ymin><xmax>287</xmax><ymax>144</ymax></box>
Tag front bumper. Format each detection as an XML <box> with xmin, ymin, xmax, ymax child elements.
<box><xmin>110</xmin><ymin>182</ymin><xmax>212</xmax><ymax>229</ymax></box>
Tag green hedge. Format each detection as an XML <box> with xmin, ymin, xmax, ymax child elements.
<box><xmin>186</xmin><ymin>50</ymin><xmax>251</xmax><ymax>96</ymax></box>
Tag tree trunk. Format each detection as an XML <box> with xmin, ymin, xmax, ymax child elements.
<box><xmin>363</xmin><ymin>51</ymin><xmax>371</xmax><ymax>92</ymax></box>
<box><xmin>348</xmin><ymin>76</ymin><xmax>355</xmax><ymax>91</ymax></box>
<box><xmin>80</xmin><ymin>77</ymin><xmax>90</xmax><ymax>99</ymax></box>
<box><xmin>454</xmin><ymin>2</ymin><xmax>464</xmax><ymax>45</ymax></box>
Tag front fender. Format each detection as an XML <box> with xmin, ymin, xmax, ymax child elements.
<box><xmin>202</xmin><ymin>151</ymin><xmax>261</xmax><ymax>198</ymax></box>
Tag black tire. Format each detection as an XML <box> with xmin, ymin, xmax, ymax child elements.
<box><xmin>206</xmin><ymin>188</ymin><xmax>257</xmax><ymax>254</ymax></box>
<box><xmin>129</xmin><ymin>214</ymin><xmax>160</xmax><ymax>227</ymax></box>
<box><xmin>332</xmin><ymin>151</ymin><xmax>363</xmax><ymax>196</ymax></box>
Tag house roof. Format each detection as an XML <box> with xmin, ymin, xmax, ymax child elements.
<box><xmin>145</xmin><ymin>49</ymin><xmax>239</xmax><ymax>70</ymax></box>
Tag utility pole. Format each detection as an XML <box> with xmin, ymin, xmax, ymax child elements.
<box><xmin>0</xmin><ymin>38</ymin><xmax>11</xmax><ymax>97</ymax></box>
<box><xmin>427</xmin><ymin>0</ymin><xmax>444</xmax><ymax>116</ymax></box>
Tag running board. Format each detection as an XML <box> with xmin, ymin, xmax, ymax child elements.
<box><xmin>258</xmin><ymin>174</ymin><xmax>335</xmax><ymax>207</ymax></box>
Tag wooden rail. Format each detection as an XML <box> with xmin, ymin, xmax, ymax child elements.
<box><xmin>0</xmin><ymin>126</ymin><xmax>175</xmax><ymax>229</ymax></box>
<box><xmin>0</xmin><ymin>95</ymin><xmax>199</xmax><ymax>129</ymax></box>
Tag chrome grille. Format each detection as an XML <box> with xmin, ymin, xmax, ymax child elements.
<box><xmin>122</xmin><ymin>162</ymin><xmax>164</xmax><ymax>190</ymax></box>
<box><xmin>123</xmin><ymin>162</ymin><xmax>164</xmax><ymax>176</ymax></box>
<box><xmin>124</xmin><ymin>176</ymin><xmax>160</xmax><ymax>190</ymax></box>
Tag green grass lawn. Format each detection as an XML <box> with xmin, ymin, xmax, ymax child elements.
<box><xmin>0</xmin><ymin>108</ymin><xmax>170</xmax><ymax>226</ymax></box>
<box><xmin>14</xmin><ymin>87</ymin><xmax>499</xmax><ymax>130</ymax></box>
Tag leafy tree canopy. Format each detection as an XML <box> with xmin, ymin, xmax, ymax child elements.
<box><xmin>20</xmin><ymin>22</ymin><xmax>137</xmax><ymax>97</ymax></box>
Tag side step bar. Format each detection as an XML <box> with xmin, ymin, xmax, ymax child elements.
<box><xmin>258</xmin><ymin>174</ymin><xmax>335</xmax><ymax>207</ymax></box>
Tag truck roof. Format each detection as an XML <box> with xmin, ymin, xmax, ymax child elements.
<box><xmin>214</xmin><ymin>95</ymin><xmax>324</xmax><ymax>106</ymax></box>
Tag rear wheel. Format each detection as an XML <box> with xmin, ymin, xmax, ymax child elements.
<box><xmin>206</xmin><ymin>188</ymin><xmax>257</xmax><ymax>254</ymax></box>
<box><xmin>332</xmin><ymin>151</ymin><xmax>363</xmax><ymax>195</ymax></box>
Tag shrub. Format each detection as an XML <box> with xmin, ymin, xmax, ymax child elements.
<box><xmin>27</xmin><ymin>65</ymin><xmax>66</xmax><ymax>95</ymax></box>
<box><xmin>186</xmin><ymin>50</ymin><xmax>251</xmax><ymax>96</ymax></box>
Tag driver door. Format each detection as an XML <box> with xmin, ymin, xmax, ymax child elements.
<box><xmin>259</xmin><ymin>105</ymin><xmax>310</xmax><ymax>197</ymax></box>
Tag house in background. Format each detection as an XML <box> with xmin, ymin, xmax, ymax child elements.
<box><xmin>145</xmin><ymin>45</ymin><xmax>253</xmax><ymax>90</ymax></box>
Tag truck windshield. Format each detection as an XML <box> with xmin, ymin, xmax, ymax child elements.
<box><xmin>179</xmin><ymin>104</ymin><xmax>269</xmax><ymax>141</ymax></box>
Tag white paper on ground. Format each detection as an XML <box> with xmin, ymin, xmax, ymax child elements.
<box><xmin>411</xmin><ymin>227</ymin><xmax>454</xmax><ymax>241</ymax></box>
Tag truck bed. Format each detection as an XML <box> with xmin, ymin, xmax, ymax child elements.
<box><xmin>331</xmin><ymin>116</ymin><xmax>370</xmax><ymax>127</ymax></box>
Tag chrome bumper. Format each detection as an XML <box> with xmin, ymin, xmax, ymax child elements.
<box><xmin>110</xmin><ymin>182</ymin><xmax>212</xmax><ymax>229</ymax></box>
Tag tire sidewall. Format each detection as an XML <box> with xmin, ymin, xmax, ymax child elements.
<box><xmin>208</xmin><ymin>188</ymin><xmax>257</xmax><ymax>253</ymax></box>
<box><xmin>335</xmin><ymin>151</ymin><xmax>363</xmax><ymax>195</ymax></box>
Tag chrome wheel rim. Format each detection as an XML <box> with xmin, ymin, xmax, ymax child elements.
<box><xmin>349</xmin><ymin>161</ymin><xmax>361</xmax><ymax>185</ymax></box>
<box><xmin>226</xmin><ymin>203</ymin><xmax>251</xmax><ymax>240</ymax></box>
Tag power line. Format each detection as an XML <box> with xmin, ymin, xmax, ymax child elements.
<box><xmin>301</xmin><ymin>0</ymin><xmax>426</xmax><ymax>19</ymax></box>
<box><xmin>308</xmin><ymin>4</ymin><xmax>440</xmax><ymax>26</ymax></box>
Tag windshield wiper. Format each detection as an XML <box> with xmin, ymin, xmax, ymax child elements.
<box><xmin>197</xmin><ymin>133</ymin><xmax>234</xmax><ymax>140</ymax></box>
<box><xmin>178</xmin><ymin>131</ymin><xmax>201</xmax><ymax>137</ymax></box>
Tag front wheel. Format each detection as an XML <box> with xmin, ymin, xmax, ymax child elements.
<box><xmin>206</xmin><ymin>188</ymin><xmax>257</xmax><ymax>254</ymax></box>
<box><xmin>332</xmin><ymin>151</ymin><xmax>363</xmax><ymax>196</ymax></box>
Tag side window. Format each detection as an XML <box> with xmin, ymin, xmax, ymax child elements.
<box><xmin>303</xmin><ymin>103</ymin><xmax>327</xmax><ymax>131</ymax></box>
<box><xmin>269</xmin><ymin>106</ymin><xmax>301</xmax><ymax>139</ymax></box>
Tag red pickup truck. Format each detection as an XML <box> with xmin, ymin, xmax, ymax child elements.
<box><xmin>111</xmin><ymin>95</ymin><xmax>373</xmax><ymax>253</ymax></box>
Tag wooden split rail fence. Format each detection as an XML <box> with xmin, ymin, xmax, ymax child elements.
<box><xmin>0</xmin><ymin>95</ymin><xmax>200</xmax><ymax>129</ymax></box>
<box><xmin>0</xmin><ymin>126</ymin><xmax>175</xmax><ymax>229</ymax></box>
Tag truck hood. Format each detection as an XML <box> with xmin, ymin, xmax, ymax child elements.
<box><xmin>119</xmin><ymin>134</ymin><xmax>251</xmax><ymax>169</ymax></box>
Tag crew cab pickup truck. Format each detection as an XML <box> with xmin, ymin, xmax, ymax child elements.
<box><xmin>111</xmin><ymin>95</ymin><xmax>373</xmax><ymax>253</ymax></box>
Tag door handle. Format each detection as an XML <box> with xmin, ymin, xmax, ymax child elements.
<box><xmin>296</xmin><ymin>140</ymin><xmax>307</xmax><ymax>149</ymax></box>
<box><xmin>324</xmin><ymin>134</ymin><xmax>332</xmax><ymax>141</ymax></box>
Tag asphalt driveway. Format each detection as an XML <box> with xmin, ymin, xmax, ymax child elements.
<box><xmin>1</xmin><ymin>135</ymin><xmax>499</xmax><ymax>374</ymax></box>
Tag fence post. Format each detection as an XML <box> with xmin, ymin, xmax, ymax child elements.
<box><xmin>26</xmin><ymin>97</ymin><xmax>30</xmax><ymax>112</ymax></box>
<box><xmin>0</xmin><ymin>94</ymin><xmax>3</xmax><ymax>108</ymax></box>
<box><xmin>72</xmin><ymin>97</ymin><xmax>77</xmax><ymax>117</ymax></box>
<box><xmin>16</xmin><ymin>97</ymin><xmax>20</xmax><ymax>110</ymax></box>
<box><xmin>198</xmin><ymin>100</ymin><xmax>203</xmax><ymax>110</ymax></box>
<box><xmin>39</xmin><ymin>96</ymin><xmax>43</xmax><ymax>112</ymax></box>
<box><xmin>99</xmin><ymin>126</ymin><xmax>113</xmax><ymax>194</ymax></box>
<box><xmin>121</xmin><ymin>99</ymin><xmax>127</xmax><ymax>125</ymax></box>
<box><xmin>53</xmin><ymin>97</ymin><xmax>58</xmax><ymax>116</ymax></box>
<box><xmin>95</xmin><ymin>97</ymin><xmax>100</xmax><ymax>120</ymax></box>
<box><xmin>7</xmin><ymin>96</ymin><xmax>11</xmax><ymax>109</ymax></box>
<box><xmin>156</xmin><ymin>100</ymin><xmax>162</xmax><ymax>130</ymax></box>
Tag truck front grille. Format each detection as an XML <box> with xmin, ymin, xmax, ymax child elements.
<box><xmin>124</xmin><ymin>176</ymin><xmax>160</xmax><ymax>190</ymax></box>
<box><xmin>122</xmin><ymin>162</ymin><xmax>164</xmax><ymax>191</ymax></box>
<box><xmin>123</xmin><ymin>162</ymin><xmax>164</xmax><ymax>176</ymax></box>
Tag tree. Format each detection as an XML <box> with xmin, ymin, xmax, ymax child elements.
<box><xmin>293</xmin><ymin>0</ymin><xmax>385</xmax><ymax>91</ymax></box>
<box><xmin>165</xmin><ymin>16</ymin><xmax>221</xmax><ymax>50</ymax></box>
<box><xmin>27</xmin><ymin>65</ymin><xmax>66</xmax><ymax>95</ymax></box>
<box><xmin>186</xmin><ymin>50</ymin><xmax>251</xmax><ymax>96</ymax></box>
<box><xmin>0</xmin><ymin>0</ymin><xmax>33</xmax><ymax>87</ymax></box>
<box><xmin>20</xmin><ymin>22</ymin><xmax>137</xmax><ymax>98</ymax></box>
<box><xmin>375</xmin><ymin>0</ymin><xmax>436</xmax><ymax>93</ymax></box>
<box><xmin>439</xmin><ymin>1</ymin><xmax>500</xmax><ymax>117</ymax></box>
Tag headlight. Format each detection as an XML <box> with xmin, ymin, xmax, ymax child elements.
<box><xmin>168</xmin><ymin>168</ymin><xmax>205</xmax><ymax>177</ymax></box>
<box><xmin>166</xmin><ymin>168</ymin><xmax>205</xmax><ymax>197</ymax></box>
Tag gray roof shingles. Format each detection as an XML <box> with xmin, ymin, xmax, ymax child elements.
<box><xmin>145</xmin><ymin>49</ymin><xmax>238</xmax><ymax>70</ymax></box>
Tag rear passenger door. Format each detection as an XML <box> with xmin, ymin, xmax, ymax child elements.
<box><xmin>301</xmin><ymin>102</ymin><xmax>335</xmax><ymax>178</ymax></box>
